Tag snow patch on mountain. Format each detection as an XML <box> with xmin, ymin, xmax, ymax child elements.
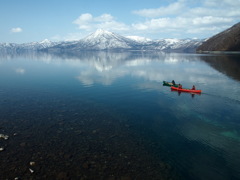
<box><xmin>164</xmin><ymin>39</ymin><xmax>181</xmax><ymax>44</ymax></box>
<box><xmin>126</xmin><ymin>36</ymin><xmax>152</xmax><ymax>43</ymax></box>
<box><xmin>81</xmin><ymin>29</ymin><xmax>135</xmax><ymax>49</ymax></box>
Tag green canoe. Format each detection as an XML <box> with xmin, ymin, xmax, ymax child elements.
<box><xmin>163</xmin><ymin>81</ymin><xmax>179</xmax><ymax>87</ymax></box>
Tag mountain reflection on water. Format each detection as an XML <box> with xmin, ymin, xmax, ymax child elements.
<box><xmin>199</xmin><ymin>54</ymin><xmax>240</xmax><ymax>81</ymax></box>
<box><xmin>1</xmin><ymin>51</ymin><xmax>240</xmax><ymax>83</ymax></box>
<box><xmin>0</xmin><ymin>51</ymin><xmax>240</xmax><ymax>180</ymax></box>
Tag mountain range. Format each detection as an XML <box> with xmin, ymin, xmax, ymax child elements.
<box><xmin>0</xmin><ymin>39</ymin><xmax>59</xmax><ymax>53</ymax></box>
<box><xmin>0</xmin><ymin>29</ymin><xmax>202</xmax><ymax>53</ymax></box>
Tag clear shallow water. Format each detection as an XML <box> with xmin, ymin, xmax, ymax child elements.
<box><xmin>0</xmin><ymin>52</ymin><xmax>240</xmax><ymax>180</ymax></box>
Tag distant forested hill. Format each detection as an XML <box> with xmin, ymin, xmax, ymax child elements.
<box><xmin>197</xmin><ymin>22</ymin><xmax>240</xmax><ymax>52</ymax></box>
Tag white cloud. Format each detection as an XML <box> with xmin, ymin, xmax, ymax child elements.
<box><xmin>133</xmin><ymin>0</ymin><xmax>186</xmax><ymax>17</ymax></box>
<box><xmin>133</xmin><ymin>0</ymin><xmax>240</xmax><ymax>18</ymax></box>
<box><xmin>73</xmin><ymin>13</ymin><xmax>93</xmax><ymax>24</ymax></box>
<box><xmin>131</xmin><ymin>0</ymin><xmax>240</xmax><ymax>38</ymax></box>
<box><xmin>73</xmin><ymin>13</ymin><xmax>129</xmax><ymax>32</ymax></box>
<box><xmin>11</xmin><ymin>27</ymin><xmax>22</xmax><ymax>33</ymax></box>
<box><xmin>73</xmin><ymin>13</ymin><xmax>93</xmax><ymax>30</ymax></box>
<box><xmin>131</xmin><ymin>15</ymin><xmax>235</xmax><ymax>39</ymax></box>
<box><xmin>203</xmin><ymin>0</ymin><xmax>240</xmax><ymax>7</ymax></box>
<box><xmin>71</xmin><ymin>0</ymin><xmax>240</xmax><ymax>39</ymax></box>
<box><xmin>95</xmin><ymin>14</ymin><xmax>114</xmax><ymax>22</ymax></box>
<box><xmin>64</xmin><ymin>32</ymin><xmax>87</xmax><ymax>41</ymax></box>
<box><xmin>192</xmin><ymin>16</ymin><xmax>233</xmax><ymax>26</ymax></box>
<box><xmin>132</xmin><ymin>17</ymin><xmax>188</xmax><ymax>32</ymax></box>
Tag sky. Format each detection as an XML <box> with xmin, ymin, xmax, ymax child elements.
<box><xmin>0</xmin><ymin>0</ymin><xmax>240</xmax><ymax>43</ymax></box>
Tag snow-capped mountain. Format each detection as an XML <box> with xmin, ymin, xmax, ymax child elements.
<box><xmin>147</xmin><ymin>38</ymin><xmax>202</xmax><ymax>52</ymax></box>
<box><xmin>45</xmin><ymin>30</ymin><xmax>202</xmax><ymax>52</ymax></box>
<box><xmin>20</xmin><ymin>39</ymin><xmax>59</xmax><ymax>50</ymax></box>
<box><xmin>0</xmin><ymin>30</ymin><xmax>203</xmax><ymax>53</ymax></box>
<box><xmin>0</xmin><ymin>39</ymin><xmax>59</xmax><ymax>53</ymax></box>
<box><xmin>81</xmin><ymin>29</ymin><xmax>139</xmax><ymax>49</ymax></box>
<box><xmin>47</xmin><ymin>29</ymin><xmax>141</xmax><ymax>52</ymax></box>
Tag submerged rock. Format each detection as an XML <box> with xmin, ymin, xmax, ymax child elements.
<box><xmin>0</xmin><ymin>134</ymin><xmax>9</xmax><ymax>140</ymax></box>
<box><xmin>30</xmin><ymin>161</ymin><xmax>36</xmax><ymax>166</ymax></box>
<box><xmin>29</xmin><ymin>168</ymin><xmax>34</xmax><ymax>173</ymax></box>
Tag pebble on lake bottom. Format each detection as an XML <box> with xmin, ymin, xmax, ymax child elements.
<box><xmin>29</xmin><ymin>168</ymin><xmax>34</xmax><ymax>173</ymax></box>
<box><xmin>30</xmin><ymin>161</ymin><xmax>36</xmax><ymax>166</ymax></box>
<box><xmin>0</xmin><ymin>134</ymin><xmax>9</xmax><ymax>140</ymax></box>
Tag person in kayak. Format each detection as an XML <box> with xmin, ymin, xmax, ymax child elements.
<box><xmin>172</xmin><ymin>80</ymin><xmax>175</xmax><ymax>85</ymax></box>
<box><xmin>192</xmin><ymin>85</ymin><xmax>195</xmax><ymax>90</ymax></box>
<box><xmin>179</xmin><ymin>84</ymin><xmax>182</xmax><ymax>89</ymax></box>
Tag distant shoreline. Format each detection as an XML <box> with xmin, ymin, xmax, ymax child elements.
<box><xmin>197</xmin><ymin>51</ymin><xmax>240</xmax><ymax>54</ymax></box>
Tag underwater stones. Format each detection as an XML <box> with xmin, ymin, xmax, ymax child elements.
<box><xmin>0</xmin><ymin>133</ymin><xmax>9</xmax><ymax>140</ymax></box>
<box><xmin>92</xmin><ymin>130</ymin><xmax>97</xmax><ymax>134</ymax></box>
<box><xmin>29</xmin><ymin>161</ymin><xmax>35</xmax><ymax>166</ymax></box>
<box><xmin>20</xmin><ymin>142</ymin><xmax>26</xmax><ymax>147</ymax></box>
<box><xmin>56</xmin><ymin>172</ymin><xmax>69</xmax><ymax>179</ymax></box>
<box><xmin>120</xmin><ymin>176</ymin><xmax>132</xmax><ymax>180</ymax></box>
<box><xmin>0</xmin><ymin>134</ymin><xmax>8</xmax><ymax>152</ymax></box>
<box><xmin>0</xmin><ymin>101</ymin><xmax>180</xmax><ymax>180</ymax></box>
<box><xmin>82</xmin><ymin>162</ymin><xmax>89</xmax><ymax>169</ymax></box>
<box><xmin>75</xmin><ymin>130</ymin><xmax>82</xmax><ymax>135</ymax></box>
<box><xmin>29</xmin><ymin>168</ymin><xmax>34</xmax><ymax>173</ymax></box>
<box><xmin>64</xmin><ymin>154</ymin><xmax>73</xmax><ymax>159</ymax></box>
<box><xmin>159</xmin><ymin>162</ymin><xmax>172</xmax><ymax>171</ymax></box>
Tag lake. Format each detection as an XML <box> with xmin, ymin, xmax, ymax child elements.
<box><xmin>0</xmin><ymin>51</ymin><xmax>240</xmax><ymax>180</ymax></box>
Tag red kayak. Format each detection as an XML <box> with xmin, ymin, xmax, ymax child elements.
<box><xmin>171</xmin><ymin>86</ymin><xmax>202</xmax><ymax>93</ymax></box>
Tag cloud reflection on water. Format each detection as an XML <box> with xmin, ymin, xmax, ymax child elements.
<box><xmin>15</xmin><ymin>67</ymin><xmax>25</xmax><ymax>74</ymax></box>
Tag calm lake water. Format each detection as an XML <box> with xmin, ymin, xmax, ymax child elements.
<box><xmin>0</xmin><ymin>51</ymin><xmax>240</xmax><ymax>180</ymax></box>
